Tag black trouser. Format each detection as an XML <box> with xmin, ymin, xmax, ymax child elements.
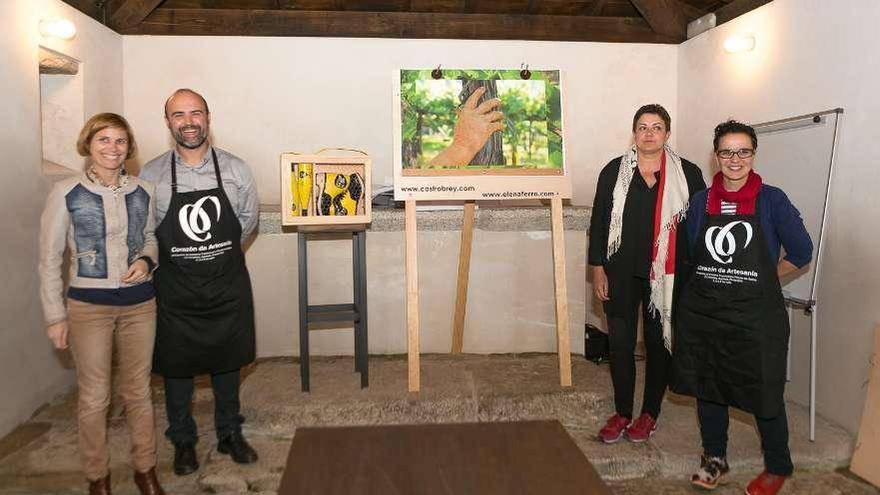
<box><xmin>163</xmin><ymin>368</ymin><xmax>243</xmax><ymax>445</ymax></box>
<box><xmin>607</xmin><ymin>277</ymin><xmax>670</xmax><ymax>419</ymax></box>
<box><xmin>697</xmin><ymin>399</ymin><xmax>793</xmax><ymax>476</ymax></box>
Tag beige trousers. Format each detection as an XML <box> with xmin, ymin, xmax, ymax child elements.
<box><xmin>67</xmin><ymin>298</ymin><xmax>157</xmax><ymax>480</ymax></box>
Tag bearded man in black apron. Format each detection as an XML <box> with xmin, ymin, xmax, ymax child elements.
<box><xmin>672</xmin><ymin>121</ymin><xmax>812</xmax><ymax>495</ymax></box>
<box><xmin>140</xmin><ymin>89</ymin><xmax>259</xmax><ymax>476</ymax></box>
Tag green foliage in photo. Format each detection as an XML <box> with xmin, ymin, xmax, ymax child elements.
<box><xmin>400</xmin><ymin>69</ymin><xmax>564</xmax><ymax>170</ymax></box>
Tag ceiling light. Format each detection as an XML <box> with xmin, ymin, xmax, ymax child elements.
<box><xmin>39</xmin><ymin>18</ymin><xmax>76</xmax><ymax>40</ymax></box>
<box><xmin>724</xmin><ymin>34</ymin><xmax>755</xmax><ymax>54</ymax></box>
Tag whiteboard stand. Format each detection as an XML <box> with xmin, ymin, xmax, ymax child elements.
<box><xmin>810</xmin><ymin>303</ymin><xmax>817</xmax><ymax>441</ymax></box>
<box><xmin>785</xmin><ymin>294</ymin><xmax>792</xmax><ymax>382</ymax></box>
<box><xmin>756</xmin><ymin>107</ymin><xmax>843</xmax><ymax>442</ymax></box>
<box><xmin>784</xmin><ymin>295</ymin><xmax>817</xmax><ymax>441</ymax></box>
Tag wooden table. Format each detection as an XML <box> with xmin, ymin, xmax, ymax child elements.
<box><xmin>278</xmin><ymin>420</ymin><xmax>610</xmax><ymax>495</ymax></box>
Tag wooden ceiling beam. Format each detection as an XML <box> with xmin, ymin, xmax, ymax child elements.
<box><xmin>409</xmin><ymin>0</ymin><xmax>466</xmax><ymax>13</ymax></box>
<box><xmin>628</xmin><ymin>0</ymin><xmax>687</xmax><ymax>40</ymax></box>
<box><xmin>109</xmin><ymin>0</ymin><xmax>165</xmax><ymax>30</ymax></box>
<box><xmin>674</xmin><ymin>0</ymin><xmax>706</xmax><ymax>21</ymax></box>
<box><xmin>714</xmin><ymin>0</ymin><xmax>772</xmax><ymax>24</ymax></box>
<box><xmin>60</xmin><ymin>0</ymin><xmax>105</xmax><ymax>24</ymax></box>
<box><xmin>162</xmin><ymin>0</ymin><xmax>279</xmax><ymax>7</ymax></box>
<box><xmin>127</xmin><ymin>8</ymin><xmax>679</xmax><ymax>43</ymax></box>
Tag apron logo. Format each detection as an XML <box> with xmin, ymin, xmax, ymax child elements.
<box><xmin>179</xmin><ymin>196</ymin><xmax>221</xmax><ymax>242</ymax></box>
<box><xmin>705</xmin><ymin>220</ymin><xmax>753</xmax><ymax>264</ymax></box>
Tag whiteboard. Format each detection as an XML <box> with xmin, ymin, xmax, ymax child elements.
<box><xmin>752</xmin><ymin>109</ymin><xmax>842</xmax><ymax>306</ymax></box>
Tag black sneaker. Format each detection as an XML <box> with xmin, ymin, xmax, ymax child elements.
<box><xmin>691</xmin><ymin>454</ymin><xmax>730</xmax><ymax>490</ymax></box>
<box><xmin>217</xmin><ymin>431</ymin><xmax>258</xmax><ymax>464</ymax></box>
<box><xmin>172</xmin><ymin>442</ymin><xmax>199</xmax><ymax>476</ymax></box>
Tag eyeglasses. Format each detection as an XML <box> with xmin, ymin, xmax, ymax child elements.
<box><xmin>635</xmin><ymin>124</ymin><xmax>666</xmax><ymax>135</ymax></box>
<box><xmin>716</xmin><ymin>148</ymin><xmax>755</xmax><ymax>159</ymax></box>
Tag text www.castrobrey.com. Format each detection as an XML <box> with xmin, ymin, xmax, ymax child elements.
<box><xmin>400</xmin><ymin>185</ymin><xmax>556</xmax><ymax>198</ymax></box>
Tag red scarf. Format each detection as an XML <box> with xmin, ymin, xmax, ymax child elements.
<box><xmin>707</xmin><ymin>170</ymin><xmax>762</xmax><ymax>215</ymax></box>
<box><xmin>651</xmin><ymin>152</ymin><xmax>676</xmax><ymax>276</ymax></box>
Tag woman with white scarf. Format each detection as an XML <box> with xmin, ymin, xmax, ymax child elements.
<box><xmin>588</xmin><ymin>104</ymin><xmax>705</xmax><ymax>444</ymax></box>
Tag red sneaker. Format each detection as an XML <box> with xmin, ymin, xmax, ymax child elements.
<box><xmin>598</xmin><ymin>414</ymin><xmax>631</xmax><ymax>444</ymax></box>
<box><xmin>745</xmin><ymin>471</ymin><xmax>787</xmax><ymax>495</ymax></box>
<box><xmin>625</xmin><ymin>413</ymin><xmax>658</xmax><ymax>442</ymax></box>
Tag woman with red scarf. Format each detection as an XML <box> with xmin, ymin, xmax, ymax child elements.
<box><xmin>589</xmin><ymin>104</ymin><xmax>705</xmax><ymax>444</ymax></box>
<box><xmin>673</xmin><ymin>120</ymin><xmax>812</xmax><ymax>495</ymax></box>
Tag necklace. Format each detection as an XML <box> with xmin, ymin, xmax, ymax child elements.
<box><xmin>87</xmin><ymin>166</ymin><xmax>128</xmax><ymax>193</ymax></box>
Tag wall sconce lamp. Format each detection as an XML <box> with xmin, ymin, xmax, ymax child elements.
<box><xmin>724</xmin><ymin>34</ymin><xmax>755</xmax><ymax>54</ymax></box>
<box><xmin>39</xmin><ymin>18</ymin><xmax>77</xmax><ymax>40</ymax></box>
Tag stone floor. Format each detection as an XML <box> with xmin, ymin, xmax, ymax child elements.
<box><xmin>0</xmin><ymin>354</ymin><xmax>876</xmax><ymax>495</ymax></box>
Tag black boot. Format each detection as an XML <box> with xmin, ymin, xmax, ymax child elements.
<box><xmin>172</xmin><ymin>442</ymin><xmax>199</xmax><ymax>476</ymax></box>
<box><xmin>88</xmin><ymin>473</ymin><xmax>111</xmax><ymax>495</ymax></box>
<box><xmin>217</xmin><ymin>431</ymin><xmax>258</xmax><ymax>464</ymax></box>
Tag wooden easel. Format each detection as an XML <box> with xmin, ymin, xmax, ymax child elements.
<box><xmin>404</xmin><ymin>198</ymin><xmax>572</xmax><ymax>392</ymax></box>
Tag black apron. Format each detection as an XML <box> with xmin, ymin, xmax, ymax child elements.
<box><xmin>672</xmin><ymin>197</ymin><xmax>789</xmax><ymax>417</ymax></box>
<box><xmin>153</xmin><ymin>149</ymin><xmax>255</xmax><ymax>377</ymax></box>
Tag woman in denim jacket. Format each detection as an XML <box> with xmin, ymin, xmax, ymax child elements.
<box><xmin>39</xmin><ymin>113</ymin><xmax>165</xmax><ymax>495</ymax></box>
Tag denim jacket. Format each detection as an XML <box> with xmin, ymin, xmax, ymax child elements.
<box><xmin>39</xmin><ymin>173</ymin><xmax>158</xmax><ymax>325</ymax></box>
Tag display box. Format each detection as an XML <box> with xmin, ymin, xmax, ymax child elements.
<box><xmin>279</xmin><ymin>153</ymin><xmax>371</xmax><ymax>227</ymax></box>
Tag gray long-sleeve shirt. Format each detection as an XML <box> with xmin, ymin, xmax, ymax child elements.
<box><xmin>140</xmin><ymin>146</ymin><xmax>259</xmax><ymax>242</ymax></box>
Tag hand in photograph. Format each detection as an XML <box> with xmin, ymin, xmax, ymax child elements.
<box><xmin>429</xmin><ymin>86</ymin><xmax>504</xmax><ymax>167</ymax></box>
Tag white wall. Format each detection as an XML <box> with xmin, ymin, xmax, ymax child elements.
<box><xmin>247</xmin><ymin>229</ymin><xmax>587</xmax><ymax>358</ymax></box>
<box><xmin>122</xmin><ymin>37</ymin><xmax>679</xmax><ymax>206</ymax></box>
<box><xmin>677</xmin><ymin>0</ymin><xmax>880</xmax><ymax>434</ymax></box>
<box><xmin>0</xmin><ymin>1</ymin><xmax>123</xmax><ymax>437</ymax></box>
<box><xmin>120</xmin><ymin>36</ymin><xmax>680</xmax><ymax>366</ymax></box>
<box><xmin>3</xmin><ymin>13</ymin><xmax>679</xmax><ymax>438</ymax></box>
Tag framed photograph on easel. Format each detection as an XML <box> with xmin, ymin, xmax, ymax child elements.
<box><xmin>392</xmin><ymin>68</ymin><xmax>573</xmax><ymax>393</ymax></box>
<box><xmin>393</xmin><ymin>68</ymin><xmax>570</xmax><ymax>201</ymax></box>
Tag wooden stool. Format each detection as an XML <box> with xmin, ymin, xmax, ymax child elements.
<box><xmin>297</xmin><ymin>230</ymin><xmax>368</xmax><ymax>391</ymax></box>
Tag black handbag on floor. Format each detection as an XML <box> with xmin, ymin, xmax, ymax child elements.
<box><xmin>584</xmin><ymin>323</ymin><xmax>609</xmax><ymax>364</ymax></box>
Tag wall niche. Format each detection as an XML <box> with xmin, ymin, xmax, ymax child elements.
<box><xmin>39</xmin><ymin>46</ymin><xmax>83</xmax><ymax>175</ymax></box>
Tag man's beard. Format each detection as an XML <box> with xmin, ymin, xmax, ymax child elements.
<box><xmin>173</xmin><ymin>125</ymin><xmax>208</xmax><ymax>149</ymax></box>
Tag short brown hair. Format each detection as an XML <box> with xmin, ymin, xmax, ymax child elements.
<box><xmin>76</xmin><ymin>112</ymin><xmax>137</xmax><ymax>160</ymax></box>
<box><xmin>713</xmin><ymin>119</ymin><xmax>758</xmax><ymax>151</ymax></box>
<box><xmin>164</xmin><ymin>88</ymin><xmax>210</xmax><ymax>117</ymax></box>
<box><xmin>632</xmin><ymin>104</ymin><xmax>671</xmax><ymax>133</ymax></box>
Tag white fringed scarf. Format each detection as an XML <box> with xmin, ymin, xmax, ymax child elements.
<box><xmin>607</xmin><ymin>144</ymin><xmax>689</xmax><ymax>351</ymax></box>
